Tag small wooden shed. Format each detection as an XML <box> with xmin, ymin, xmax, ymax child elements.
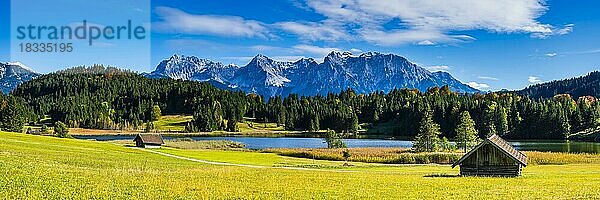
<box><xmin>133</xmin><ymin>134</ymin><xmax>164</xmax><ymax>148</ymax></box>
<box><xmin>452</xmin><ymin>134</ymin><xmax>527</xmax><ymax>176</ymax></box>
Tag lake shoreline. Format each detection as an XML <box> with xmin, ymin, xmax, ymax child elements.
<box><xmin>72</xmin><ymin>135</ymin><xmax>600</xmax><ymax>153</ymax></box>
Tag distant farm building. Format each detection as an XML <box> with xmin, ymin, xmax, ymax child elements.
<box><xmin>133</xmin><ymin>134</ymin><xmax>164</xmax><ymax>148</ymax></box>
<box><xmin>452</xmin><ymin>134</ymin><xmax>527</xmax><ymax>176</ymax></box>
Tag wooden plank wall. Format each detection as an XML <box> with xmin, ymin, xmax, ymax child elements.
<box><xmin>460</xmin><ymin>165</ymin><xmax>521</xmax><ymax>176</ymax></box>
<box><xmin>459</xmin><ymin>143</ymin><xmax>522</xmax><ymax>176</ymax></box>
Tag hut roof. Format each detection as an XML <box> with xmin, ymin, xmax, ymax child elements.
<box><xmin>134</xmin><ymin>134</ymin><xmax>164</xmax><ymax>145</ymax></box>
<box><xmin>452</xmin><ymin>134</ymin><xmax>527</xmax><ymax>168</ymax></box>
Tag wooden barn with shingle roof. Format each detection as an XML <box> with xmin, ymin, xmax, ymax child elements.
<box><xmin>452</xmin><ymin>134</ymin><xmax>527</xmax><ymax>176</ymax></box>
<box><xmin>133</xmin><ymin>134</ymin><xmax>164</xmax><ymax>148</ymax></box>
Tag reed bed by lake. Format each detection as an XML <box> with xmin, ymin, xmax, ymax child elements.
<box><xmin>263</xmin><ymin>148</ymin><xmax>462</xmax><ymax>164</ymax></box>
<box><xmin>524</xmin><ymin>151</ymin><xmax>600</xmax><ymax>165</ymax></box>
<box><xmin>165</xmin><ymin>138</ymin><xmax>246</xmax><ymax>149</ymax></box>
<box><xmin>264</xmin><ymin>148</ymin><xmax>600</xmax><ymax>165</ymax></box>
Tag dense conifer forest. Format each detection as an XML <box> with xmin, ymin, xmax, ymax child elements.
<box><xmin>3</xmin><ymin>66</ymin><xmax>600</xmax><ymax>141</ymax></box>
<box><xmin>517</xmin><ymin>71</ymin><xmax>600</xmax><ymax>99</ymax></box>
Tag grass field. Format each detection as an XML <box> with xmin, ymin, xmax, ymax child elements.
<box><xmin>151</xmin><ymin>115</ymin><xmax>286</xmax><ymax>133</ymax></box>
<box><xmin>1</xmin><ymin>131</ymin><xmax>600</xmax><ymax>199</ymax></box>
<box><xmin>61</xmin><ymin>115</ymin><xmax>290</xmax><ymax>135</ymax></box>
<box><xmin>152</xmin><ymin>115</ymin><xmax>193</xmax><ymax>132</ymax></box>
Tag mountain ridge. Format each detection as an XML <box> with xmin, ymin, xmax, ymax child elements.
<box><xmin>0</xmin><ymin>62</ymin><xmax>40</xmax><ymax>94</ymax></box>
<box><xmin>146</xmin><ymin>51</ymin><xmax>480</xmax><ymax>97</ymax></box>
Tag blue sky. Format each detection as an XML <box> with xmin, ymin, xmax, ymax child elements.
<box><xmin>2</xmin><ymin>0</ymin><xmax>600</xmax><ymax>91</ymax></box>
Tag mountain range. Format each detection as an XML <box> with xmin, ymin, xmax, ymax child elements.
<box><xmin>145</xmin><ymin>51</ymin><xmax>480</xmax><ymax>97</ymax></box>
<box><xmin>0</xmin><ymin>62</ymin><xmax>40</xmax><ymax>94</ymax></box>
<box><xmin>3</xmin><ymin>52</ymin><xmax>599</xmax><ymax>99</ymax></box>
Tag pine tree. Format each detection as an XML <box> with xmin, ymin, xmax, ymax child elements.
<box><xmin>144</xmin><ymin>122</ymin><xmax>154</xmax><ymax>133</ymax></box>
<box><xmin>349</xmin><ymin>112</ymin><xmax>359</xmax><ymax>134</ymax></box>
<box><xmin>455</xmin><ymin>111</ymin><xmax>478</xmax><ymax>152</ymax></box>
<box><xmin>307</xmin><ymin>111</ymin><xmax>320</xmax><ymax>131</ymax></box>
<box><xmin>557</xmin><ymin>110</ymin><xmax>571</xmax><ymax>139</ymax></box>
<box><xmin>0</xmin><ymin>96</ymin><xmax>27</xmax><ymax>133</ymax></box>
<box><xmin>413</xmin><ymin>106</ymin><xmax>441</xmax><ymax>152</ymax></box>
<box><xmin>482</xmin><ymin>101</ymin><xmax>498</xmax><ymax>137</ymax></box>
<box><xmin>151</xmin><ymin>105</ymin><xmax>162</xmax><ymax>122</ymax></box>
<box><xmin>496</xmin><ymin>107</ymin><xmax>509</xmax><ymax>136</ymax></box>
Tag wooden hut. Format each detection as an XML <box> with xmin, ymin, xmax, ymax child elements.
<box><xmin>452</xmin><ymin>134</ymin><xmax>527</xmax><ymax>176</ymax></box>
<box><xmin>133</xmin><ymin>134</ymin><xmax>164</xmax><ymax>148</ymax></box>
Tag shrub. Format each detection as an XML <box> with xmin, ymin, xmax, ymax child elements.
<box><xmin>324</xmin><ymin>130</ymin><xmax>346</xmax><ymax>148</ymax></box>
<box><xmin>54</xmin><ymin>121</ymin><xmax>70</xmax><ymax>138</ymax></box>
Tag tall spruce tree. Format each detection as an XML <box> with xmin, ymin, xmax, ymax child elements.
<box><xmin>482</xmin><ymin>101</ymin><xmax>498</xmax><ymax>137</ymax></box>
<box><xmin>413</xmin><ymin>106</ymin><xmax>441</xmax><ymax>152</ymax></box>
<box><xmin>496</xmin><ymin>107</ymin><xmax>509</xmax><ymax>136</ymax></box>
<box><xmin>455</xmin><ymin>111</ymin><xmax>478</xmax><ymax>153</ymax></box>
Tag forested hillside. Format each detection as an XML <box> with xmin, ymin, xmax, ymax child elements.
<box><xmin>11</xmin><ymin>66</ymin><xmax>248</xmax><ymax>131</ymax></box>
<box><xmin>517</xmin><ymin>71</ymin><xmax>600</xmax><ymax>99</ymax></box>
<box><xmin>9</xmin><ymin>66</ymin><xmax>600</xmax><ymax>140</ymax></box>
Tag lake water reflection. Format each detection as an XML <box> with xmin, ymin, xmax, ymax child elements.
<box><xmin>74</xmin><ymin>135</ymin><xmax>600</xmax><ymax>153</ymax></box>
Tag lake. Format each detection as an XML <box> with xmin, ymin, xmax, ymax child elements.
<box><xmin>74</xmin><ymin>135</ymin><xmax>600</xmax><ymax>153</ymax></box>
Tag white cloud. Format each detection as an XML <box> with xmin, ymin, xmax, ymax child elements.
<box><xmin>477</xmin><ymin>76</ymin><xmax>499</xmax><ymax>81</ymax></box>
<box><xmin>154</xmin><ymin>1</ymin><xmax>570</xmax><ymax>46</ymax></box>
<box><xmin>301</xmin><ymin>0</ymin><xmax>571</xmax><ymax>45</ymax></box>
<box><xmin>361</xmin><ymin>29</ymin><xmax>475</xmax><ymax>46</ymax></box>
<box><xmin>350</xmin><ymin>48</ymin><xmax>363</xmax><ymax>53</ymax></box>
<box><xmin>425</xmin><ymin>65</ymin><xmax>450</xmax><ymax>72</ymax></box>
<box><xmin>154</xmin><ymin>7</ymin><xmax>269</xmax><ymax>38</ymax></box>
<box><xmin>528</xmin><ymin>76</ymin><xmax>542</xmax><ymax>83</ymax></box>
<box><xmin>531</xmin><ymin>24</ymin><xmax>575</xmax><ymax>39</ymax></box>
<box><xmin>544</xmin><ymin>48</ymin><xmax>600</xmax><ymax>57</ymax></box>
<box><xmin>355</xmin><ymin>0</ymin><xmax>552</xmax><ymax>31</ymax></box>
<box><xmin>249</xmin><ymin>45</ymin><xmax>290</xmax><ymax>52</ymax></box>
<box><xmin>292</xmin><ymin>44</ymin><xmax>340</xmax><ymax>56</ymax></box>
<box><xmin>248</xmin><ymin>44</ymin><xmax>362</xmax><ymax>60</ymax></box>
<box><xmin>417</xmin><ymin>40</ymin><xmax>435</xmax><ymax>46</ymax></box>
<box><xmin>467</xmin><ymin>82</ymin><xmax>490</xmax><ymax>90</ymax></box>
<box><xmin>276</xmin><ymin>21</ymin><xmax>351</xmax><ymax>41</ymax></box>
<box><xmin>556</xmin><ymin>24</ymin><xmax>575</xmax><ymax>35</ymax></box>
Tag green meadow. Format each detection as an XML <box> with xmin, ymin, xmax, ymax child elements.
<box><xmin>1</xmin><ymin>131</ymin><xmax>599</xmax><ymax>199</ymax></box>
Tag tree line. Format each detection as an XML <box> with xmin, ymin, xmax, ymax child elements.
<box><xmin>0</xmin><ymin>93</ymin><xmax>36</xmax><ymax>132</ymax></box>
<box><xmin>517</xmin><ymin>71</ymin><xmax>599</xmax><ymax>99</ymax></box>
<box><xmin>7</xmin><ymin>66</ymin><xmax>600</xmax><ymax>141</ymax></box>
